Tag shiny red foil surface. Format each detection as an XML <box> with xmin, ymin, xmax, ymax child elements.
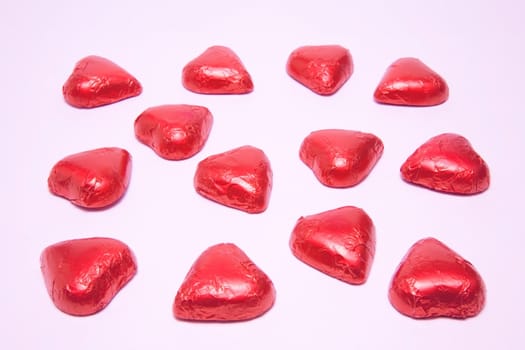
<box><xmin>194</xmin><ymin>145</ymin><xmax>272</xmax><ymax>213</ymax></box>
<box><xmin>174</xmin><ymin>243</ymin><xmax>276</xmax><ymax>321</ymax></box>
<box><xmin>286</xmin><ymin>45</ymin><xmax>353</xmax><ymax>95</ymax></box>
<box><xmin>389</xmin><ymin>237</ymin><xmax>486</xmax><ymax>319</ymax></box>
<box><xmin>401</xmin><ymin>133</ymin><xmax>490</xmax><ymax>194</ymax></box>
<box><xmin>40</xmin><ymin>237</ymin><xmax>137</xmax><ymax>316</ymax></box>
<box><xmin>182</xmin><ymin>46</ymin><xmax>253</xmax><ymax>94</ymax></box>
<box><xmin>134</xmin><ymin>104</ymin><xmax>213</xmax><ymax>160</ymax></box>
<box><xmin>300</xmin><ymin>129</ymin><xmax>384</xmax><ymax>188</ymax></box>
<box><xmin>63</xmin><ymin>55</ymin><xmax>142</xmax><ymax>108</ymax></box>
<box><xmin>374</xmin><ymin>57</ymin><xmax>448</xmax><ymax>106</ymax></box>
<box><xmin>290</xmin><ymin>206</ymin><xmax>376</xmax><ymax>284</ymax></box>
<box><xmin>48</xmin><ymin>147</ymin><xmax>132</xmax><ymax>209</ymax></box>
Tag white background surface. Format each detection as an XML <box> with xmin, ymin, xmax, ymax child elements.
<box><xmin>2</xmin><ymin>0</ymin><xmax>524</xmax><ymax>349</ymax></box>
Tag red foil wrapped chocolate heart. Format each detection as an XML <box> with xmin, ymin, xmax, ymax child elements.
<box><xmin>40</xmin><ymin>237</ymin><xmax>137</xmax><ymax>316</ymax></box>
<box><xmin>134</xmin><ymin>104</ymin><xmax>213</xmax><ymax>160</ymax></box>
<box><xmin>182</xmin><ymin>46</ymin><xmax>253</xmax><ymax>94</ymax></box>
<box><xmin>374</xmin><ymin>57</ymin><xmax>448</xmax><ymax>106</ymax></box>
<box><xmin>389</xmin><ymin>237</ymin><xmax>486</xmax><ymax>319</ymax></box>
<box><xmin>401</xmin><ymin>133</ymin><xmax>490</xmax><ymax>194</ymax></box>
<box><xmin>299</xmin><ymin>129</ymin><xmax>384</xmax><ymax>188</ymax></box>
<box><xmin>290</xmin><ymin>206</ymin><xmax>376</xmax><ymax>284</ymax></box>
<box><xmin>63</xmin><ymin>55</ymin><xmax>142</xmax><ymax>108</ymax></box>
<box><xmin>48</xmin><ymin>147</ymin><xmax>132</xmax><ymax>209</ymax></box>
<box><xmin>173</xmin><ymin>243</ymin><xmax>276</xmax><ymax>321</ymax></box>
<box><xmin>286</xmin><ymin>45</ymin><xmax>353</xmax><ymax>95</ymax></box>
<box><xmin>194</xmin><ymin>145</ymin><xmax>272</xmax><ymax>213</ymax></box>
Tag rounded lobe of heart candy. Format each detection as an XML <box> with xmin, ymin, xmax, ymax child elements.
<box><xmin>194</xmin><ymin>145</ymin><xmax>272</xmax><ymax>213</ymax></box>
<box><xmin>173</xmin><ymin>243</ymin><xmax>276</xmax><ymax>321</ymax></box>
<box><xmin>48</xmin><ymin>147</ymin><xmax>132</xmax><ymax>209</ymax></box>
<box><xmin>40</xmin><ymin>237</ymin><xmax>137</xmax><ymax>316</ymax></box>
<box><xmin>63</xmin><ymin>55</ymin><xmax>142</xmax><ymax>108</ymax></box>
<box><xmin>286</xmin><ymin>45</ymin><xmax>353</xmax><ymax>95</ymax></box>
<box><xmin>401</xmin><ymin>133</ymin><xmax>490</xmax><ymax>194</ymax></box>
<box><xmin>290</xmin><ymin>206</ymin><xmax>376</xmax><ymax>284</ymax></box>
<box><xmin>389</xmin><ymin>237</ymin><xmax>486</xmax><ymax>319</ymax></box>
<box><xmin>182</xmin><ymin>46</ymin><xmax>253</xmax><ymax>94</ymax></box>
<box><xmin>134</xmin><ymin>104</ymin><xmax>213</xmax><ymax>160</ymax></box>
<box><xmin>374</xmin><ymin>57</ymin><xmax>448</xmax><ymax>106</ymax></box>
<box><xmin>299</xmin><ymin>129</ymin><xmax>384</xmax><ymax>188</ymax></box>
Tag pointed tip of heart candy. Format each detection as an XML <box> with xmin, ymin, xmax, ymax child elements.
<box><xmin>299</xmin><ymin>129</ymin><xmax>384</xmax><ymax>188</ymax></box>
<box><xmin>194</xmin><ymin>145</ymin><xmax>272</xmax><ymax>213</ymax></box>
<box><xmin>374</xmin><ymin>57</ymin><xmax>449</xmax><ymax>106</ymax></box>
<box><xmin>134</xmin><ymin>104</ymin><xmax>214</xmax><ymax>160</ymax></box>
<box><xmin>48</xmin><ymin>147</ymin><xmax>132</xmax><ymax>209</ymax></box>
<box><xmin>40</xmin><ymin>237</ymin><xmax>137</xmax><ymax>316</ymax></box>
<box><xmin>173</xmin><ymin>243</ymin><xmax>276</xmax><ymax>322</ymax></box>
<box><xmin>286</xmin><ymin>45</ymin><xmax>353</xmax><ymax>95</ymax></box>
<box><xmin>389</xmin><ymin>237</ymin><xmax>486</xmax><ymax>319</ymax></box>
<box><xmin>182</xmin><ymin>46</ymin><xmax>254</xmax><ymax>94</ymax></box>
<box><xmin>400</xmin><ymin>133</ymin><xmax>490</xmax><ymax>195</ymax></box>
<box><xmin>63</xmin><ymin>55</ymin><xmax>142</xmax><ymax>108</ymax></box>
<box><xmin>290</xmin><ymin>206</ymin><xmax>376</xmax><ymax>284</ymax></box>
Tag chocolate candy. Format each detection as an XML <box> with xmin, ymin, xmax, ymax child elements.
<box><xmin>389</xmin><ymin>237</ymin><xmax>486</xmax><ymax>319</ymax></box>
<box><xmin>40</xmin><ymin>237</ymin><xmax>137</xmax><ymax>316</ymax></box>
<box><xmin>374</xmin><ymin>57</ymin><xmax>449</xmax><ymax>106</ymax></box>
<box><xmin>194</xmin><ymin>145</ymin><xmax>272</xmax><ymax>213</ymax></box>
<box><xmin>48</xmin><ymin>147</ymin><xmax>132</xmax><ymax>209</ymax></box>
<box><xmin>300</xmin><ymin>129</ymin><xmax>384</xmax><ymax>188</ymax></box>
<box><xmin>182</xmin><ymin>46</ymin><xmax>253</xmax><ymax>94</ymax></box>
<box><xmin>290</xmin><ymin>206</ymin><xmax>376</xmax><ymax>284</ymax></box>
<box><xmin>134</xmin><ymin>104</ymin><xmax>213</xmax><ymax>160</ymax></box>
<box><xmin>63</xmin><ymin>55</ymin><xmax>142</xmax><ymax>108</ymax></box>
<box><xmin>173</xmin><ymin>243</ymin><xmax>276</xmax><ymax>321</ymax></box>
<box><xmin>401</xmin><ymin>133</ymin><xmax>490</xmax><ymax>194</ymax></box>
<box><xmin>286</xmin><ymin>45</ymin><xmax>353</xmax><ymax>95</ymax></box>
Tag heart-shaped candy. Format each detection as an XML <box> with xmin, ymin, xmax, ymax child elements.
<box><xmin>40</xmin><ymin>237</ymin><xmax>137</xmax><ymax>316</ymax></box>
<box><xmin>401</xmin><ymin>133</ymin><xmax>490</xmax><ymax>194</ymax></box>
<box><xmin>173</xmin><ymin>243</ymin><xmax>276</xmax><ymax>321</ymax></box>
<box><xmin>286</xmin><ymin>45</ymin><xmax>353</xmax><ymax>95</ymax></box>
<box><xmin>63</xmin><ymin>55</ymin><xmax>142</xmax><ymax>108</ymax></box>
<box><xmin>389</xmin><ymin>237</ymin><xmax>486</xmax><ymax>319</ymax></box>
<box><xmin>374</xmin><ymin>57</ymin><xmax>448</xmax><ymax>106</ymax></box>
<box><xmin>182</xmin><ymin>46</ymin><xmax>253</xmax><ymax>94</ymax></box>
<box><xmin>300</xmin><ymin>129</ymin><xmax>384</xmax><ymax>188</ymax></box>
<box><xmin>48</xmin><ymin>147</ymin><xmax>132</xmax><ymax>209</ymax></box>
<box><xmin>194</xmin><ymin>145</ymin><xmax>272</xmax><ymax>213</ymax></box>
<box><xmin>134</xmin><ymin>104</ymin><xmax>213</xmax><ymax>160</ymax></box>
<box><xmin>290</xmin><ymin>206</ymin><xmax>376</xmax><ymax>284</ymax></box>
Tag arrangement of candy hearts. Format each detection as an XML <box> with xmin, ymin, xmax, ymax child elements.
<box><xmin>42</xmin><ymin>45</ymin><xmax>490</xmax><ymax>320</ymax></box>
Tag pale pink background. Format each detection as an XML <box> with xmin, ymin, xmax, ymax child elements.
<box><xmin>2</xmin><ymin>0</ymin><xmax>523</xmax><ymax>349</ymax></box>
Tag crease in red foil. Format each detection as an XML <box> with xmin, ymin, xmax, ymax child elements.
<box><xmin>389</xmin><ymin>237</ymin><xmax>486</xmax><ymax>319</ymax></box>
<box><xmin>374</xmin><ymin>57</ymin><xmax>448</xmax><ymax>106</ymax></box>
<box><xmin>286</xmin><ymin>45</ymin><xmax>353</xmax><ymax>95</ymax></box>
<box><xmin>63</xmin><ymin>55</ymin><xmax>142</xmax><ymax>108</ymax></box>
<box><xmin>290</xmin><ymin>206</ymin><xmax>376</xmax><ymax>284</ymax></box>
<box><xmin>299</xmin><ymin>129</ymin><xmax>384</xmax><ymax>188</ymax></box>
<box><xmin>40</xmin><ymin>237</ymin><xmax>137</xmax><ymax>316</ymax></box>
<box><xmin>401</xmin><ymin>133</ymin><xmax>490</xmax><ymax>194</ymax></box>
<box><xmin>48</xmin><ymin>147</ymin><xmax>132</xmax><ymax>209</ymax></box>
<box><xmin>134</xmin><ymin>104</ymin><xmax>213</xmax><ymax>160</ymax></box>
<box><xmin>182</xmin><ymin>46</ymin><xmax>253</xmax><ymax>94</ymax></box>
<box><xmin>194</xmin><ymin>145</ymin><xmax>272</xmax><ymax>213</ymax></box>
<box><xmin>173</xmin><ymin>243</ymin><xmax>276</xmax><ymax>321</ymax></box>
